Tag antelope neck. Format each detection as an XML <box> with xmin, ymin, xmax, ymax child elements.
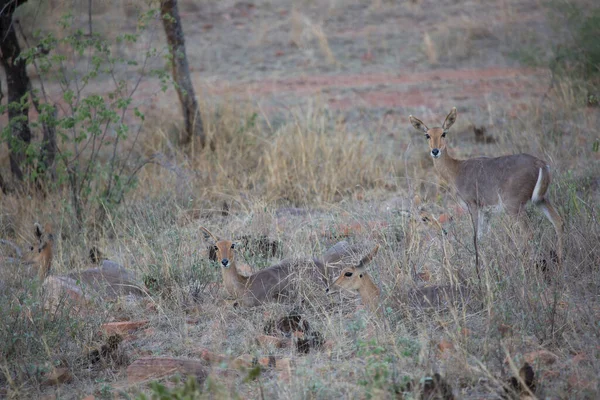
<box><xmin>225</xmin><ymin>260</ymin><xmax>249</xmax><ymax>286</ymax></box>
<box><xmin>433</xmin><ymin>148</ymin><xmax>461</xmax><ymax>185</ymax></box>
<box><xmin>358</xmin><ymin>273</ymin><xmax>381</xmax><ymax>311</ymax></box>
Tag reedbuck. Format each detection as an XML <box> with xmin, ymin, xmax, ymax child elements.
<box><xmin>24</xmin><ymin>223</ymin><xmax>54</xmax><ymax>280</ymax></box>
<box><xmin>409</xmin><ymin>108</ymin><xmax>564</xmax><ymax>261</ymax></box>
<box><xmin>0</xmin><ymin>223</ymin><xmax>56</xmax><ymax>281</ymax></box>
<box><xmin>326</xmin><ymin>244</ymin><xmax>381</xmax><ymax>312</ymax></box>
<box><xmin>201</xmin><ymin>227</ymin><xmax>379</xmax><ymax>307</ymax></box>
<box><xmin>327</xmin><ymin>248</ymin><xmax>474</xmax><ymax>313</ymax></box>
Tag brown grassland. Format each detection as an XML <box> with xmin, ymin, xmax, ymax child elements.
<box><xmin>1</xmin><ymin>0</ymin><xmax>599</xmax><ymax>398</ymax></box>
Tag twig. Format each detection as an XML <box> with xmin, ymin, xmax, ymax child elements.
<box><xmin>0</xmin><ymin>170</ymin><xmax>8</xmax><ymax>194</ymax></box>
<box><xmin>467</xmin><ymin>206</ymin><xmax>482</xmax><ymax>293</ymax></box>
<box><xmin>88</xmin><ymin>0</ymin><xmax>93</xmax><ymax>36</ymax></box>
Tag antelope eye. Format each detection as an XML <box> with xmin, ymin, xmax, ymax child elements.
<box><xmin>344</xmin><ymin>272</ymin><xmax>353</xmax><ymax>277</ymax></box>
<box><xmin>230</xmin><ymin>243</ymin><xmax>235</xmax><ymax>249</ymax></box>
<box><xmin>425</xmin><ymin>134</ymin><xmax>430</xmax><ymax>139</ymax></box>
<box><xmin>441</xmin><ymin>132</ymin><xmax>446</xmax><ymax>138</ymax></box>
<box><xmin>213</xmin><ymin>245</ymin><xmax>219</xmax><ymax>252</ymax></box>
<box><xmin>30</xmin><ymin>246</ymin><xmax>34</xmax><ymax>251</ymax></box>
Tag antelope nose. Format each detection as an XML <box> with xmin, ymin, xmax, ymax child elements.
<box><xmin>431</xmin><ymin>148</ymin><xmax>440</xmax><ymax>157</ymax></box>
<box><xmin>221</xmin><ymin>258</ymin><xmax>229</xmax><ymax>267</ymax></box>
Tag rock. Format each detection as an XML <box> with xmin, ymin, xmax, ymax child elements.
<box><xmin>86</xmin><ymin>334</ymin><xmax>124</xmax><ymax>366</ymax></box>
<box><xmin>438</xmin><ymin>338</ymin><xmax>455</xmax><ymax>353</ymax></box>
<box><xmin>505</xmin><ymin>363</ymin><xmax>537</xmax><ymax>398</ymax></box>
<box><xmin>541</xmin><ymin>369</ymin><xmax>560</xmax><ymax>380</ymax></box>
<box><xmin>43</xmin><ymin>262</ymin><xmax>145</xmax><ymax>313</ymax></box>
<box><xmin>420</xmin><ymin>373</ymin><xmax>454</xmax><ymax>400</ymax></box>
<box><xmin>127</xmin><ymin>357</ymin><xmax>207</xmax><ymax>384</ymax></box>
<box><xmin>263</xmin><ymin>312</ymin><xmax>310</xmax><ymax>336</ymax></box>
<box><xmin>296</xmin><ymin>331</ymin><xmax>325</xmax><ymax>354</ymax></box>
<box><xmin>195</xmin><ymin>348</ymin><xmax>227</xmax><ymax>364</ymax></box>
<box><xmin>437</xmin><ymin>213</ymin><xmax>452</xmax><ymax>224</ymax></box>
<box><xmin>101</xmin><ymin>320</ymin><xmax>149</xmax><ymax>336</ymax></box>
<box><xmin>567</xmin><ymin>373</ymin><xmax>596</xmax><ymax>392</ymax></box>
<box><xmin>67</xmin><ymin>261</ymin><xmax>145</xmax><ymax>298</ymax></box>
<box><xmin>256</xmin><ymin>335</ymin><xmax>289</xmax><ymax>349</ymax></box>
<box><xmin>276</xmin><ymin>358</ymin><xmax>292</xmax><ymax>382</ymax></box>
<box><xmin>43</xmin><ymin>275</ymin><xmax>91</xmax><ymax>313</ymax></box>
<box><xmin>43</xmin><ymin>367</ymin><xmax>73</xmax><ymax>386</ymax></box>
<box><xmin>324</xmin><ymin>340</ymin><xmax>335</xmax><ymax>351</ymax></box>
<box><xmin>524</xmin><ymin>350</ymin><xmax>558</xmax><ymax>366</ymax></box>
<box><xmin>497</xmin><ymin>324</ymin><xmax>513</xmax><ymax>338</ymax></box>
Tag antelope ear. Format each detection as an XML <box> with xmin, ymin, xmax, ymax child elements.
<box><xmin>34</xmin><ymin>223</ymin><xmax>43</xmax><ymax>239</ymax></box>
<box><xmin>355</xmin><ymin>244</ymin><xmax>380</xmax><ymax>273</ymax></box>
<box><xmin>409</xmin><ymin>115</ymin><xmax>429</xmax><ymax>133</ymax></box>
<box><xmin>442</xmin><ymin>107</ymin><xmax>457</xmax><ymax>131</ymax></box>
<box><xmin>200</xmin><ymin>226</ymin><xmax>219</xmax><ymax>242</ymax></box>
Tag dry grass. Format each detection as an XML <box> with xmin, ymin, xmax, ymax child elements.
<box><xmin>136</xmin><ymin>100</ymin><xmax>400</xmax><ymax>209</ymax></box>
<box><xmin>289</xmin><ymin>9</ymin><xmax>338</xmax><ymax>66</ymax></box>
<box><xmin>1</xmin><ymin>79</ymin><xmax>599</xmax><ymax>398</ymax></box>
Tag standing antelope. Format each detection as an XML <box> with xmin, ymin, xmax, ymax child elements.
<box><xmin>409</xmin><ymin>108</ymin><xmax>564</xmax><ymax>261</ymax></box>
<box><xmin>201</xmin><ymin>227</ymin><xmax>379</xmax><ymax>307</ymax></box>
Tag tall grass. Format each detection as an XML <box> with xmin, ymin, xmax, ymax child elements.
<box><xmin>1</xmin><ymin>79</ymin><xmax>598</xmax><ymax>397</ymax></box>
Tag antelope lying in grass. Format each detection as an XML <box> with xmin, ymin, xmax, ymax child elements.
<box><xmin>0</xmin><ymin>223</ymin><xmax>54</xmax><ymax>284</ymax></box>
<box><xmin>409</xmin><ymin>107</ymin><xmax>564</xmax><ymax>261</ymax></box>
<box><xmin>201</xmin><ymin>227</ymin><xmax>379</xmax><ymax>307</ymax></box>
<box><xmin>325</xmin><ymin>245</ymin><xmax>381</xmax><ymax>312</ymax></box>
<box><xmin>1</xmin><ymin>223</ymin><xmax>143</xmax><ymax>298</ymax></box>
<box><xmin>66</xmin><ymin>247</ymin><xmax>145</xmax><ymax>298</ymax></box>
<box><xmin>327</xmin><ymin>251</ymin><xmax>473</xmax><ymax>313</ymax></box>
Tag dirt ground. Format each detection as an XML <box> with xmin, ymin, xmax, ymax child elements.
<box><xmin>11</xmin><ymin>0</ymin><xmax>556</xmax><ymax>133</ymax></box>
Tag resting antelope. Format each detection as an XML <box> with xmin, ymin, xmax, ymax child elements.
<box><xmin>1</xmin><ymin>223</ymin><xmax>144</xmax><ymax>299</ymax></box>
<box><xmin>327</xmin><ymin>251</ymin><xmax>473</xmax><ymax>313</ymax></box>
<box><xmin>201</xmin><ymin>227</ymin><xmax>379</xmax><ymax>307</ymax></box>
<box><xmin>0</xmin><ymin>223</ymin><xmax>54</xmax><ymax>282</ymax></box>
<box><xmin>409</xmin><ymin>108</ymin><xmax>564</xmax><ymax>261</ymax></box>
<box><xmin>325</xmin><ymin>245</ymin><xmax>381</xmax><ymax>312</ymax></box>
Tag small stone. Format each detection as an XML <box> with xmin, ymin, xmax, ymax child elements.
<box><xmin>524</xmin><ymin>350</ymin><xmax>558</xmax><ymax>366</ymax></box>
<box><xmin>101</xmin><ymin>320</ymin><xmax>149</xmax><ymax>336</ymax></box>
<box><xmin>43</xmin><ymin>367</ymin><xmax>73</xmax><ymax>386</ymax></box>
<box><xmin>127</xmin><ymin>357</ymin><xmax>207</xmax><ymax>384</ymax></box>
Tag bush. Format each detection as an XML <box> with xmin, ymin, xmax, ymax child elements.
<box><xmin>550</xmin><ymin>2</ymin><xmax>600</xmax><ymax>83</ymax></box>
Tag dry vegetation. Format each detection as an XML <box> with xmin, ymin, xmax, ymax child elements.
<box><xmin>1</xmin><ymin>0</ymin><xmax>599</xmax><ymax>399</ymax></box>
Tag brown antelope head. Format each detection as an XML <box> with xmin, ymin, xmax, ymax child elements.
<box><xmin>22</xmin><ymin>222</ymin><xmax>54</xmax><ymax>280</ymax></box>
<box><xmin>409</xmin><ymin>107</ymin><xmax>457</xmax><ymax>159</ymax></box>
<box><xmin>326</xmin><ymin>245</ymin><xmax>380</xmax><ymax>294</ymax></box>
<box><xmin>326</xmin><ymin>244</ymin><xmax>381</xmax><ymax>312</ymax></box>
<box><xmin>201</xmin><ymin>227</ymin><xmax>237</xmax><ymax>269</ymax></box>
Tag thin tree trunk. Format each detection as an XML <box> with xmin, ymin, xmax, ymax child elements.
<box><xmin>160</xmin><ymin>0</ymin><xmax>205</xmax><ymax>147</ymax></box>
<box><xmin>0</xmin><ymin>170</ymin><xmax>8</xmax><ymax>194</ymax></box>
<box><xmin>0</xmin><ymin>0</ymin><xmax>32</xmax><ymax>181</ymax></box>
<box><xmin>14</xmin><ymin>19</ymin><xmax>57</xmax><ymax>181</ymax></box>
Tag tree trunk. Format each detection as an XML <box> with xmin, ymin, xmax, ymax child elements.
<box><xmin>160</xmin><ymin>0</ymin><xmax>205</xmax><ymax>147</ymax></box>
<box><xmin>0</xmin><ymin>170</ymin><xmax>8</xmax><ymax>194</ymax></box>
<box><xmin>39</xmin><ymin>104</ymin><xmax>57</xmax><ymax>178</ymax></box>
<box><xmin>0</xmin><ymin>0</ymin><xmax>32</xmax><ymax>181</ymax></box>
